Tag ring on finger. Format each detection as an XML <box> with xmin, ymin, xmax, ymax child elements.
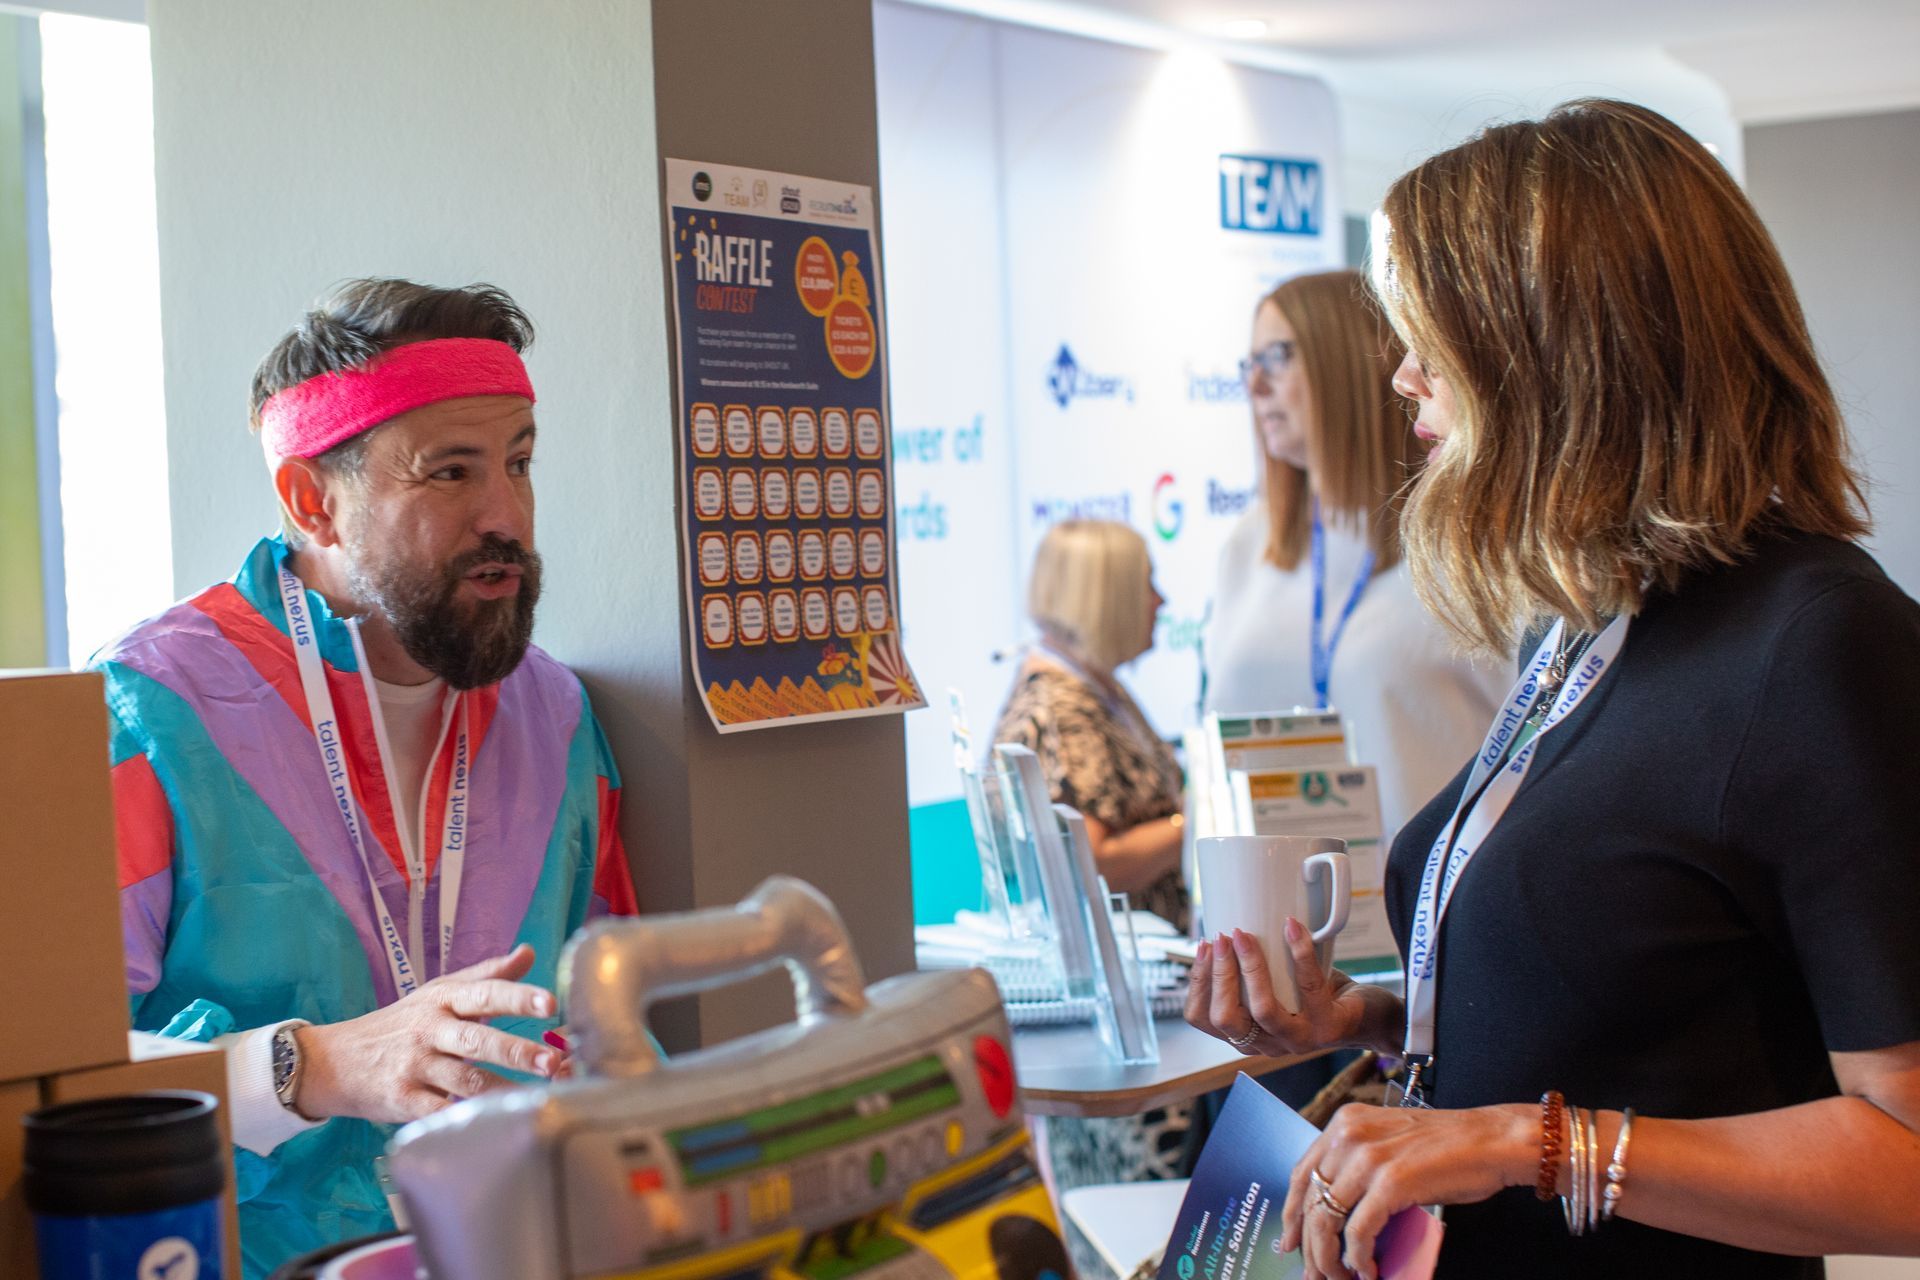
<box><xmin>1309</xmin><ymin>1169</ymin><xmax>1352</xmax><ymax>1219</ymax></box>
<box><xmin>1226</xmin><ymin>1024</ymin><xmax>1260</xmax><ymax>1050</ymax></box>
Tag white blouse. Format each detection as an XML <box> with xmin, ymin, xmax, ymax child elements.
<box><xmin>1201</xmin><ymin>504</ymin><xmax>1512</xmax><ymax>842</ymax></box>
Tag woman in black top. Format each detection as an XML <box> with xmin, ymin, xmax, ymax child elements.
<box><xmin>1185</xmin><ymin>98</ymin><xmax>1920</xmax><ymax>1279</ymax></box>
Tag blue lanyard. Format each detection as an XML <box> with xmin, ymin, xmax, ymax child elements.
<box><xmin>1309</xmin><ymin>501</ymin><xmax>1375</xmax><ymax>711</ymax></box>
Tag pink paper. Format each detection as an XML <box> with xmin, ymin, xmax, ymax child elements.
<box><xmin>1376</xmin><ymin>1205</ymin><xmax>1444</xmax><ymax>1279</ymax></box>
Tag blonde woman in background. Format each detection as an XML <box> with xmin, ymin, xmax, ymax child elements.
<box><xmin>991</xmin><ymin>520</ymin><xmax>1190</xmax><ymax>1249</ymax></box>
<box><xmin>992</xmin><ymin>518</ymin><xmax>1187</xmax><ymax>929</ymax></box>
<box><xmin>1204</xmin><ymin>269</ymin><xmax>1508</xmax><ymax>842</ymax></box>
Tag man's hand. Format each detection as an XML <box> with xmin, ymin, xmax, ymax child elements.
<box><xmin>293</xmin><ymin>945</ymin><xmax>561</xmax><ymax>1125</ymax></box>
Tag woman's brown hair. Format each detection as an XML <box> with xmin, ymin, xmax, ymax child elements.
<box><xmin>1256</xmin><ymin>270</ymin><xmax>1416</xmax><ymax>572</ymax></box>
<box><xmin>1377</xmin><ymin>98</ymin><xmax>1868</xmax><ymax>653</ymax></box>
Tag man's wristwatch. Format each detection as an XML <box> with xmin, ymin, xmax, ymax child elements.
<box><xmin>271</xmin><ymin>1021</ymin><xmax>311</xmax><ymax>1113</ymax></box>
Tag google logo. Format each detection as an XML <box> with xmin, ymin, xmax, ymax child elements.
<box><xmin>1152</xmin><ymin>472</ymin><xmax>1184</xmax><ymax>542</ymax></box>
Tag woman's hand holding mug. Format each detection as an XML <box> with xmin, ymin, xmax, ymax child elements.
<box><xmin>1185</xmin><ymin>922</ymin><xmax>1387</xmax><ymax>1057</ymax></box>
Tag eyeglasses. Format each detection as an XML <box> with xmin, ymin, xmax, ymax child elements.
<box><xmin>1238</xmin><ymin>340</ymin><xmax>1296</xmax><ymax>385</ymax></box>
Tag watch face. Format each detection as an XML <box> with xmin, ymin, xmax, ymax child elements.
<box><xmin>272</xmin><ymin>1029</ymin><xmax>296</xmax><ymax>1095</ymax></box>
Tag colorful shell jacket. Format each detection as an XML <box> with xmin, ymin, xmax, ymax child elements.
<box><xmin>95</xmin><ymin>535</ymin><xmax>636</xmax><ymax>1277</ymax></box>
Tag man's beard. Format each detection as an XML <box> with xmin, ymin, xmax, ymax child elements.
<box><xmin>344</xmin><ymin>533</ymin><xmax>544</xmax><ymax>690</ymax></box>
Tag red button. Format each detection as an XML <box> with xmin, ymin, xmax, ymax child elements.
<box><xmin>974</xmin><ymin>1035</ymin><xmax>1015</xmax><ymax>1118</ymax></box>
<box><xmin>628</xmin><ymin>1167</ymin><xmax>663</xmax><ymax>1195</ymax></box>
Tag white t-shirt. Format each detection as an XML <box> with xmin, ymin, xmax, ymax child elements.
<box><xmin>1201</xmin><ymin>504</ymin><xmax>1511</xmax><ymax>841</ymax></box>
<box><xmin>372</xmin><ymin>674</ymin><xmax>449</xmax><ymax>853</ymax></box>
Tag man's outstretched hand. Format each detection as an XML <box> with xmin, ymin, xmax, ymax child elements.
<box><xmin>294</xmin><ymin>944</ymin><xmax>561</xmax><ymax>1125</ymax></box>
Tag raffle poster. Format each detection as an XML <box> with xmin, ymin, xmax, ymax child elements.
<box><xmin>665</xmin><ymin>158</ymin><xmax>924</xmax><ymax>732</ymax></box>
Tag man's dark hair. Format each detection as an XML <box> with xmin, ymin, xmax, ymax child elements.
<box><xmin>252</xmin><ymin>278</ymin><xmax>535</xmax><ymax>539</ymax></box>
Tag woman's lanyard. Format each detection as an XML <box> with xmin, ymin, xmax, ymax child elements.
<box><xmin>277</xmin><ymin>565</ymin><xmax>471</xmax><ymax>1000</ymax></box>
<box><xmin>1399</xmin><ymin>614</ymin><xmax>1630</xmax><ymax>1104</ymax></box>
<box><xmin>1310</xmin><ymin>502</ymin><xmax>1376</xmax><ymax>711</ymax></box>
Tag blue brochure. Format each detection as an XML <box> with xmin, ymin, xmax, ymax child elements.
<box><xmin>1156</xmin><ymin>1073</ymin><xmax>1441</xmax><ymax>1280</ymax></box>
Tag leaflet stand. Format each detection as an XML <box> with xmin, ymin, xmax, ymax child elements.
<box><xmin>959</xmin><ymin>762</ymin><xmax>1034</xmax><ymax>939</ymax></box>
<box><xmin>994</xmin><ymin>743</ymin><xmax>1097</xmax><ymax>997</ymax></box>
<box><xmin>1055</xmin><ymin>805</ymin><xmax>1159</xmax><ymax>1066</ymax></box>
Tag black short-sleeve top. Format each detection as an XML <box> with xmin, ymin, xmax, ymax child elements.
<box><xmin>1385</xmin><ymin>531</ymin><xmax>1920</xmax><ymax>1278</ymax></box>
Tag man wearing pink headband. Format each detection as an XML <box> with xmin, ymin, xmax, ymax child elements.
<box><xmin>91</xmin><ymin>279</ymin><xmax>637</xmax><ymax>1275</ymax></box>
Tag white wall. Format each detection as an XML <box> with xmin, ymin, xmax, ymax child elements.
<box><xmin>149</xmin><ymin>4</ymin><xmax>676</xmax><ymax>645</ymax></box>
<box><xmin>1747</xmin><ymin>108</ymin><xmax>1920</xmax><ymax>596</ymax></box>
<box><xmin>1747</xmin><ymin>115</ymin><xmax>1920</xmax><ymax>1279</ymax></box>
<box><xmin>147</xmin><ymin>0</ymin><xmax>916</xmax><ymax>1048</ymax></box>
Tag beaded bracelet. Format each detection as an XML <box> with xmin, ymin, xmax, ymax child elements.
<box><xmin>1536</xmin><ymin>1091</ymin><xmax>1565</xmax><ymax>1201</ymax></box>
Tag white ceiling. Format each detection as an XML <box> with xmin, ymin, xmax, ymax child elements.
<box><xmin>16</xmin><ymin>0</ymin><xmax>1915</xmax><ymax>209</ymax></box>
<box><xmin>904</xmin><ymin>0</ymin><xmax>1920</xmax><ymax>209</ymax></box>
<box><xmin>1026</xmin><ymin>0</ymin><xmax>1920</xmax><ymax>123</ymax></box>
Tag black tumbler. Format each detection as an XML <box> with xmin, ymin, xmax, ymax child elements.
<box><xmin>24</xmin><ymin>1089</ymin><xmax>226</xmax><ymax>1279</ymax></box>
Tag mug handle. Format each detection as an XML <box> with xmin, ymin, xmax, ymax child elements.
<box><xmin>1302</xmin><ymin>852</ymin><xmax>1351</xmax><ymax>945</ymax></box>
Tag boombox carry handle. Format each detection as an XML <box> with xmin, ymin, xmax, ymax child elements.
<box><xmin>561</xmin><ymin>875</ymin><xmax>870</xmax><ymax>1078</ymax></box>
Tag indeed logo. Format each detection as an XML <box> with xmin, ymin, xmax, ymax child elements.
<box><xmin>1152</xmin><ymin>472</ymin><xmax>1184</xmax><ymax>541</ymax></box>
<box><xmin>1219</xmin><ymin>154</ymin><xmax>1322</xmax><ymax>237</ymax></box>
<box><xmin>1047</xmin><ymin>344</ymin><xmax>1134</xmax><ymax>409</ymax></box>
<box><xmin>1186</xmin><ymin>366</ymin><xmax>1246</xmax><ymax>403</ymax></box>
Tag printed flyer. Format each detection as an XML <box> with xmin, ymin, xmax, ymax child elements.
<box><xmin>1158</xmin><ymin>1076</ymin><xmax>1441</xmax><ymax>1280</ymax></box>
<box><xmin>665</xmin><ymin>158</ymin><xmax>924</xmax><ymax>732</ymax></box>
<box><xmin>1204</xmin><ymin>713</ymin><xmax>1398</xmax><ymax>975</ymax></box>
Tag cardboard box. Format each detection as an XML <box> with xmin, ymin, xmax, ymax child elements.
<box><xmin>1</xmin><ymin>1078</ymin><xmax>39</xmax><ymax>1280</ymax></box>
<box><xmin>42</xmin><ymin>1032</ymin><xmax>242</xmax><ymax>1280</ymax></box>
<box><xmin>0</xmin><ymin>669</ymin><xmax>130</xmax><ymax>1082</ymax></box>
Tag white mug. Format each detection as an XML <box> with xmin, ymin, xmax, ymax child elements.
<box><xmin>1195</xmin><ymin>835</ymin><xmax>1351</xmax><ymax>1014</ymax></box>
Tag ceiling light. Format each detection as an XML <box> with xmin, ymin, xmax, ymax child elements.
<box><xmin>1217</xmin><ymin>18</ymin><xmax>1269</xmax><ymax>39</ymax></box>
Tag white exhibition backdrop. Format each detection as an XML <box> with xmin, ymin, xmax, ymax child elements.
<box><xmin>875</xmin><ymin>4</ymin><xmax>1342</xmax><ymax>888</ymax></box>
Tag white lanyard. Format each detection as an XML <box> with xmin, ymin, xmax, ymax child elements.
<box><xmin>277</xmin><ymin>565</ymin><xmax>471</xmax><ymax>999</ymax></box>
<box><xmin>1403</xmin><ymin>614</ymin><xmax>1630</xmax><ymax>1062</ymax></box>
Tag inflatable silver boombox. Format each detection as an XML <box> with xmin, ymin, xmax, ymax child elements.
<box><xmin>386</xmin><ymin>877</ymin><xmax>1071</xmax><ymax>1280</ymax></box>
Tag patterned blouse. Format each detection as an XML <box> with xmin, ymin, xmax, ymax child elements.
<box><xmin>990</xmin><ymin>656</ymin><xmax>1190</xmax><ymax>929</ymax></box>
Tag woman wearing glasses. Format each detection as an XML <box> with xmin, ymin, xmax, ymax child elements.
<box><xmin>1205</xmin><ymin>268</ymin><xmax>1508</xmax><ymax>842</ymax></box>
<box><xmin>1189</xmin><ymin>101</ymin><xmax>1920</xmax><ymax>1278</ymax></box>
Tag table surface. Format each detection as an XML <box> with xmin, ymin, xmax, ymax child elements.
<box><xmin>1011</xmin><ymin>1016</ymin><xmax>1324</xmax><ymax>1117</ymax></box>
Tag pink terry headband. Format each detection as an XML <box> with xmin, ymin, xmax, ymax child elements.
<box><xmin>258</xmin><ymin>337</ymin><xmax>536</xmax><ymax>459</ymax></box>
